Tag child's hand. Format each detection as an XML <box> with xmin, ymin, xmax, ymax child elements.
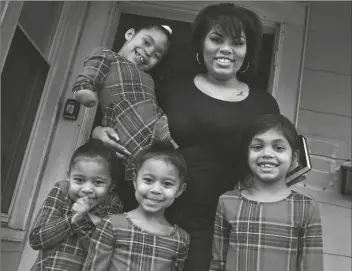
<box><xmin>73</xmin><ymin>89</ymin><xmax>98</xmax><ymax>107</ymax></box>
<box><xmin>88</xmin><ymin>213</ymin><xmax>102</xmax><ymax>226</ymax></box>
<box><xmin>71</xmin><ymin>196</ymin><xmax>91</xmax><ymax>223</ymax></box>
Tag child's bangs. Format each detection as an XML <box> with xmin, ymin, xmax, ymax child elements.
<box><xmin>249</xmin><ymin>122</ymin><xmax>298</xmax><ymax>152</ymax></box>
<box><xmin>211</xmin><ymin>15</ymin><xmax>244</xmax><ymax>39</ymax></box>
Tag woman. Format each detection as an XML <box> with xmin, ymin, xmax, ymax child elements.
<box><xmin>92</xmin><ymin>3</ymin><xmax>280</xmax><ymax>270</ymax></box>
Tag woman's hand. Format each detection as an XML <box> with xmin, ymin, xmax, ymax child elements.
<box><xmin>91</xmin><ymin>126</ymin><xmax>131</xmax><ymax>159</ymax></box>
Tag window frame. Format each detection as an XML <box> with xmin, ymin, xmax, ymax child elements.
<box><xmin>1</xmin><ymin>1</ymin><xmax>64</xmax><ymax>223</ymax></box>
<box><xmin>0</xmin><ymin>1</ymin><xmax>89</xmax><ymax>238</ymax></box>
<box><xmin>0</xmin><ymin>1</ymin><xmax>24</xmax><ymax>71</ymax></box>
<box><xmin>1</xmin><ymin>24</ymin><xmax>51</xmax><ymax>215</ymax></box>
<box><xmin>1</xmin><ymin>1</ymin><xmax>25</xmax><ymax>223</ymax></box>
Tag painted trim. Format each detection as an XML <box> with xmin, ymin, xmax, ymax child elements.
<box><xmin>46</xmin><ymin>3</ymin><xmax>68</xmax><ymax>64</ymax></box>
<box><xmin>119</xmin><ymin>1</ymin><xmax>277</xmax><ymax>32</ymax></box>
<box><xmin>294</xmin><ymin>3</ymin><xmax>310</xmax><ymax>127</ymax></box>
<box><xmin>0</xmin><ymin>1</ymin><xmax>23</xmax><ymax>72</ymax></box>
<box><xmin>118</xmin><ymin>1</ymin><xmax>307</xmax><ymax>25</ymax></box>
<box><xmin>5</xmin><ymin>1</ymin><xmax>72</xmax><ymax>226</ymax></box>
<box><xmin>1</xmin><ymin>213</ymin><xmax>9</xmax><ymax>223</ymax></box>
<box><xmin>270</xmin><ymin>23</ymin><xmax>286</xmax><ymax>98</ymax></box>
<box><xmin>266</xmin><ymin>23</ymin><xmax>281</xmax><ymax>94</ymax></box>
<box><xmin>2</xmin><ymin>9</ymin><xmax>67</xmax><ymax>219</ymax></box>
<box><xmin>1</xmin><ymin>1</ymin><xmax>10</xmax><ymax>23</ymax></box>
<box><xmin>17</xmin><ymin>23</ymin><xmax>51</xmax><ymax>64</ymax></box>
<box><xmin>5</xmin><ymin>1</ymin><xmax>89</xmax><ymax>231</ymax></box>
<box><xmin>1</xmin><ymin>227</ymin><xmax>25</xmax><ymax>243</ymax></box>
<box><xmin>2</xmin><ymin>3</ymin><xmax>71</xmax><ymax>223</ymax></box>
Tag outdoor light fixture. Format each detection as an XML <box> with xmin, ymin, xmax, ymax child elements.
<box><xmin>340</xmin><ymin>164</ymin><xmax>352</xmax><ymax>194</ymax></box>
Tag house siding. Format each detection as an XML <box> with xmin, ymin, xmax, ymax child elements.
<box><xmin>296</xmin><ymin>2</ymin><xmax>352</xmax><ymax>271</ymax></box>
<box><xmin>1</xmin><ymin>241</ymin><xmax>22</xmax><ymax>271</ymax></box>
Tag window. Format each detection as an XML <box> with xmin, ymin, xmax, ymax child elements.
<box><xmin>1</xmin><ymin>1</ymin><xmax>8</xmax><ymax>17</ymax></box>
<box><xmin>18</xmin><ymin>1</ymin><xmax>63</xmax><ymax>56</ymax></box>
<box><xmin>1</xmin><ymin>26</ymin><xmax>50</xmax><ymax>213</ymax></box>
<box><xmin>1</xmin><ymin>1</ymin><xmax>63</xmax><ymax>216</ymax></box>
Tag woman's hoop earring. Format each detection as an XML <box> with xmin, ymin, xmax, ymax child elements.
<box><xmin>196</xmin><ymin>53</ymin><xmax>202</xmax><ymax>65</ymax></box>
<box><xmin>239</xmin><ymin>62</ymin><xmax>250</xmax><ymax>73</ymax></box>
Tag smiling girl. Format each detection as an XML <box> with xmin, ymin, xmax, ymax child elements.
<box><xmin>210</xmin><ymin>114</ymin><xmax>324</xmax><ymax>271</ymax></box>
<box><xmin>29</xmin><ymin>139</ymin><xmax>124</xmax><ymax>271</ymax></box>
<box><xmin>83</xmin><ymin>141</ymin><xmax>190</xmax><ymax>271</ymax></box>
<box><xmin>72</xmin><ymin>24</ymin><xmax>177</xmax><ymax>181</ymax></box>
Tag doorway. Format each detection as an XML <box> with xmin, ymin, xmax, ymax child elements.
<box><xmin>92</xmin><ymin>12</ymin><xmax>276</xmax><ymax>130</ymax></box>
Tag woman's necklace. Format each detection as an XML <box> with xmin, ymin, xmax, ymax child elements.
<box><xmin>195</xmin><ymin>74</ymin><xmax>249</xmax><ymax>101</ymax></box>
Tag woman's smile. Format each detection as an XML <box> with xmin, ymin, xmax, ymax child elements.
<box><xmin>214</xmin><ymin>56</ymin><xmax>235</xmax><ymax>67</ymax></box>
<box><xmin>202</xmin><ymin>28</ymin><xmax>247</xmax><ymax>81</ymax></box>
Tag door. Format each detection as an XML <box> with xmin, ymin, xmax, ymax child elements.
<box><xmin>114</xmin><ymin>13</ymin><xmax>276</xmax><ymax>91</ymax></box>
<box><xmin>66</xmin><ymin>1</ymin><xmax>308</xmax><ymax>166</ymax></box>
<box><xmin>91</xmin><ymin>12</ymin><xmax>277</xmax><ymax>130</ymax></box>
<box><xmin>113</xmin><ymin>1</ymin><xmax>309</xmax><ymax>124</ymax></box>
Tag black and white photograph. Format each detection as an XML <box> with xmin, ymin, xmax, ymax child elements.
<box><xmin>1</xmin><ymin>1</ymin><xmax>351</xmax><ymax>271</ymax></box>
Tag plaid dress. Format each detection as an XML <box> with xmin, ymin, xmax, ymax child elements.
<box><xmin>83</xmin><ymin>213</ymin><xmax>190</xmax><ymax>271</ymax></box>
<box><xmin>30</xmin><ymin>180</ymin><xmax>123</xmax><ymax>271</ymax></box>
<box><xmin>72</xmin><ymin>48</ymin><xmax>172</xmax><ymax>179</ymax></box>
<box><xmin>209</xmin><ymin>190</ymin><xmax>323</xmax><ymax>271</ymax></box>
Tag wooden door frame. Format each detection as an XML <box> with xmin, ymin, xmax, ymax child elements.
<box><xmin>117</xmin><ymin>1</ymin><xmax>309</xmax><ymax>126</ymax></box>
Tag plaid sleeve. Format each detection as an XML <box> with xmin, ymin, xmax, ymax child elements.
<box><xmin>175</xmin><ymin>230</ymin><xmax>190</xmax><ymax>271</ymax></box>
<box><xmin>29</xmin><ymin>182</ymin><xmax>74</xmax><ymax>250</ymax></box>
<box><xmin>102</xmin><ymin>99</ymin><xmax>162</xmax><ymax>156</ymax></box>
<box><xmin>83</xmin><ymin>217</ymin><xmax>115</xmax><ymax>271</ymax></box>
<box><xmin>72</xmin><ymin>47</ymin><xmax>111</xmax><ymax>93</ymax></box>
<box><xmin>209</xmin><ymin>197</ymin><xmax>230</xmax><ymax>271</ymax></box>
<box><xmin>298</xmin><ymin>200</ymin><xmax>324</xmax><ymax>271</ymax></box>
<box><xmin>70</xmin><ymin>214</ymin><xmax>96</xmax><ymax>251</ymax></box>
<box><xmin>152</xmin><ymin>114</ymin><xmax>172</xmax><ymax>143</ymax></box>
<box><xmin>106</xmin><ymin>192</ymin><xmax>124</xmax><ymax>215</ymax></box>
<box><xmin>75</xmin><ymin>192</ymin><xmax>123</xmax><ymax>251</ymax></box>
